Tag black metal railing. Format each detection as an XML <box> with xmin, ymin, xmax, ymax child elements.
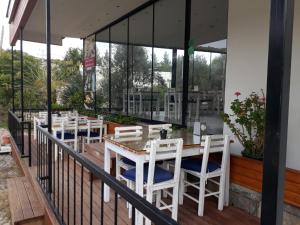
<box><xmin>36</xmin><ymin>125</ymin><xmax>179</xmax><ymax>225</ymax></box>
<box><xmin>8</xmin><ymin>110</ymin><xmax>32</xmax><ymax>166</ymax></box>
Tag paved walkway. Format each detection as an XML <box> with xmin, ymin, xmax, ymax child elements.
<box><xmin>0</xmin><ymin>129</ymin><xmax>22</xmax><ymax>225</ymax></box>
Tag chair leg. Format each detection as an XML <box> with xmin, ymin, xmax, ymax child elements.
<box><xmin>54</xmin><ymin>144</ymin><xmax>58</xmax><ymax>161</ymax></box>
<box><xmin>179</xmin><ymin>170</ymin><xmax>185</xmax><ymax>205</ymax></box>
<box><xmin>218</xmin><ymin>175</ymin><xmax>225</xmax><ymax>211</ymax></box>
<box><xmin>172</xmin><ymin>186</ymin><xmax>179</xmax><ymax>221</ymax></box>
<box><xmin>156</xmin><ymin>190</ymin><xmax>161</xmax><ymax>208</ymax></box>
<box><xmin>115</xmin><ymin>154</ymin><xmax>121</xmax><ymax>181</ymax></box>
<box><xmin>145</xmin><ymin>190</ymin><xmax>153</xmax><ymax>225</ymax></box>
<box><xmin>163</xmin><ymin>162</ymin><xmax>170</xmax><ymax>198</ymax></box>
<box><xmin>128</xmin><ymin>181</ymin><xmax>133</xmax><ymax>218</ymax></box>
<box><xmin>198</xmin><ymin>178</ymin><xmax>206</xmax><ymax>216</ymax></box>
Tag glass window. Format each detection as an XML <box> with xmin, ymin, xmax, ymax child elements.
<box><xmin>96</xmin><ymin>29</ymin><xmax>110</xmax><ymax>111</ymax></box>
<box><xmin>110</xmin><ymin>20</ymin><xmax>128</xmax><ymax>113</ymax></box>
<box><xmin>128</xmin><ymin>6</ymin><xmax>153</xmax><ymax>120</ymax></box>
<box><xmin>188</xmin><ymin>0</ymin><xmax>228</xmax><ymax>133</ymax></box>
<box><xmin>153</xmin><ymin>0</ymin><xmax>185</xmax><ymax>124</ymax></box>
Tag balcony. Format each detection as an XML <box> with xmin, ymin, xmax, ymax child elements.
<box><xmin>1</xmin><ymin>0</ymin><xmax>300</xmax><ymax>224</ymax></box>
<box><xmin>2</xmin><ymin>109</ymin><xmax>262</xmax><ymax>225</ymax></box>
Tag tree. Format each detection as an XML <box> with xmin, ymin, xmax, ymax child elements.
<box><xmin>95</xmin><ymin>44</ymin><xmax>166</xmax><ymax>110</ymax></box>
<box><xmin>57</xmin><ymin>48</ymin><xmax>84</xmax><ymax>109</ymax></box>
<box><xmin>159</xmin><ymin>51</ymin><xmax>172</xmax><ymax>72</ymax></box>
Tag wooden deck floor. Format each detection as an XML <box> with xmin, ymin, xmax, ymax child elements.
<box><xmin>24</xmin><ymin>135</ymin><xmax>259</xmax><ymax>225</ymax></box>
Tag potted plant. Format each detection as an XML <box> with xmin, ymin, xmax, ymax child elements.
<box><xmin>222</xmin><ymin>90</ymin><xmax>266</xmax><ymax>160</ymax></box>
<box><xmin>104</xmin><ymin>114</ymin><xmax>139</xmax><ymax>134</ymax></box>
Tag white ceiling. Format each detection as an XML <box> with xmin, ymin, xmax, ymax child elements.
<box><xmin>23</xmin><ymin>0</ymin><xmax>148</xmax><ymax>45</ymax></box>
<box><xmin>22</xmin><ymin>0</ymin><xmax>228</xmax><ymax>49</ymax></box>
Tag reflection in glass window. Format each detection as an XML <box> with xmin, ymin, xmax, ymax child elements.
<box><xmin>153</xmin><ymin>0</ymin><xmax>185</xmax><ymax>124</ymax></box>
<box><xmin>110</xmin><ymin>20</ymin><xmax>128</xmax><ymax>113</ymax></box>
<box><xmin>96</xmin><ymin>30</ymin><xmax>109</xmax><ymax>111</ymax></box>
<box><xmin>188</xmin><ymin>0</ymin><xmax>228</xmax><ymax>133</ymax></box>
<box><xmin>128</xmin><ymin>6</ymin><xmax>153</xmax><ymax>120</ymax></box>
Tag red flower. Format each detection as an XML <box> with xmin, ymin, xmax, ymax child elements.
<box><xmin>234</xmin><ymin>91</ymin><xmax>241</xmax><ymax>97</ymax></box>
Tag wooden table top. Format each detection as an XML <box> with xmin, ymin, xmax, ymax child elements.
<box><xmin>103</xmin><ymin>127</ymin><xmax>201</xmax><ymax>155</ymax></box>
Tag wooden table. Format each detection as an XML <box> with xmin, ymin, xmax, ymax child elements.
<box><xmin>103</xmin><ymin>128</ymin><xmax>230</xmax><ymax>224</ymax></box>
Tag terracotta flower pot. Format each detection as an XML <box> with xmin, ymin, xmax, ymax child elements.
<box><xmin>107</xmin><ymin>121</ymin><xmax>122</xmax><ymax>134</ymax></box>
<box><xmin>2</xmin><ymin>135</ymin><xmax>11</xmax><ymax>145</ymax></box>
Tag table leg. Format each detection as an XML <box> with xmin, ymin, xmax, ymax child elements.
<box><xmin>135</xmin><ymin>160</ymin><xmax>144</xmax><ymax>224</ymax></box>
<box><xmin>104</xmin><ymin>142</ymin><xmax>111</xmax><ymax>202</ymax></box>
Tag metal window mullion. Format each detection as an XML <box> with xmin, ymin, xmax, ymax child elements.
<box><xmin>181</xmin><ymin>0</ymin><xmax>191</xmax><ymax>126</ymax></box>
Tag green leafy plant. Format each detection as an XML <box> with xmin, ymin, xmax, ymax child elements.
<box><xmin>104</xmin><ymin>114</ymin><xmax>138</xmax><ymax>125</ymax></box>
<box><xmin>222</xmin><ymin>90</ymin><xmax>266</xmax><ymax>160</ymax></box>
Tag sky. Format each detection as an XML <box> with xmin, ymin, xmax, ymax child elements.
<box><xmin>0</xmin><ymin>0</ymin><xmax>82</xmax><ymax>60</ymax></box>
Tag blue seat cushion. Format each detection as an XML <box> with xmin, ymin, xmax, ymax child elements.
<box><xmin>56</xmin><ymin>132</ymin><xmax>75</xmax><ymax>140</ymax></box>
<box><xmin>90</xmin><ymin>131</ymin><xmax>100</xmax><ymax>137</ymax></box>
<box><xmin>181</xmin><ymin>158</ymin><xmax>220</xmax><ymax>173</ymax></box>
<box><xmin>78</xmin><ymin>131</ymin><xmax>88</xmax><ymax>136</ymax></box>
<box><xmin>122</xmin><ymin>158</ymin><xmax>136</xmax><ymax>166</ymax></box>
<box><xmin>78</xmin><ymin>131</ymin><xmax>100</xmax><ymax>137</ymax></box>
<box><xmin>122</xmin><ymin>166</ymin><xmax>173</xmax><ymax>184</ymax></box>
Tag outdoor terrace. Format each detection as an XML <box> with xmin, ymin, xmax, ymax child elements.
<box><xmin>6</xmin><ymin>112</ymin><xmax>260</xmax><ymax>225</ymax></box>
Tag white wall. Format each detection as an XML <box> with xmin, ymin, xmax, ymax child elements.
<box><xmin>287</xmin><ymin>0</ymin><xmax>300</xmax><ymax>170</ymax></box>
<box><xmin>225</xmin><ymin>0</ymin><xmax>300</xmax><ymax>170</ymax></box>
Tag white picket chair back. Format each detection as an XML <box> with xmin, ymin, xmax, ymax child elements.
<box><xmin>52</xmin><ymin>117</ymin><xmax>68</xmax><ymax>127</ymax></box>
<box><xmin>62</xmin><ymin>120</ymin><xmax>78</xmax><ymax>138</ymax></box>
<box><xmin>148</xmin><ymin>124</ymin><xmax>172</xmax><ymax>134</ymax></box>
<box><xmin>147</xmin><ymin>138</ymin><xmax>183</xmax><ymax>187</ymax></box>
<box><xmin>115</xmin><ymin>126</ymin><xmax>143</xmax><ymax>138</ymax></box>
<box><xmin>200</xmin><ymin>134</ymin><xmax>230</xmax><ymax>177</ymax></box>
<box><xmin>39</xmin><ymin>111</ymin><xmax>48</xmax><ymax>118</ymax></box>
<box><xmin>87</xmin><ymin>119</ymin><xmax>104</xmax><ymax>143</ymax></box>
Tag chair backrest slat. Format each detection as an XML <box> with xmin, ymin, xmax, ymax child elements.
<box><xmin>115</xmin><ymin>126</ymin><xmax>143</xmax><ymax>137</ymax></box>
<box><xmin>148</xmin><ymin>124</ymin><xmax>172</xmax><ymax>134</ymax></box>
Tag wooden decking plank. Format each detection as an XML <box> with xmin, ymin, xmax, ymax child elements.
<box><xmin>16</xmin><ymin>177</ymin><xmax>35</xmax><ymax>219</ymax></box>
<box><xmin>7</xmin><ymin>178</ymin><xmax>24</xmax><ymax>223</ymax></box>
<box><xmin>23</xmin><ymin>178</ymin><xmax>44</xmax><ymax>218</ymax></box>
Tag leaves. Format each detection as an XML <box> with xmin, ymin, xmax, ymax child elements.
<box><xmin>222</xmin><ymin>90</ymin><xmax>266</xmax><ymax>159</ymax></box>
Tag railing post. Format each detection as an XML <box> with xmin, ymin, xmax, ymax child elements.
<box><xmin>46</xmin><ymin>0</ymin><xmax>52</xmax><ymax>194</ymax></box>
<box><xmin>11</xmin><ymin>46</ymin><xmax>15</xmax><ymax>112</ymax></box>
<box><xmin>28</xmin><ymin>122</ymin><xmax>32</xmax><ymax>167</ymax></box>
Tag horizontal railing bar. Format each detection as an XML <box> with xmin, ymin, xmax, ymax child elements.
<box><xmin>37</xmin><ymin>125</ymin><xmax>179</xmax><ymax>225</ymax></box>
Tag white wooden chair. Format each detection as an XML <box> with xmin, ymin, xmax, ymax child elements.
<box><xmin>115</xmin><ymin>126</ymin><xmax>143</xmax><ymax>183</ymax></box>
<box><xmin>122</xmin><ymin>138</ymin><xmax>183</xmax><ymax>223</ymax></box>
<box><xmin>57</xmin><ymin>120</ymin><xmax>78</xmax><ymax>151</ymax></box>
<box><xmin>82</xmin><ymin>119</ymin><xmax>103</xmax><ymax>145</ymax></box>
<box><xmin>148</xmin><ymin>124</ymin><xmax>172</xmax><ymax>135</ymax></box>
<box><xmin>179</xmin><ymin>134</ymin><xmax>230</xmax><ymax>216</ymax></box>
